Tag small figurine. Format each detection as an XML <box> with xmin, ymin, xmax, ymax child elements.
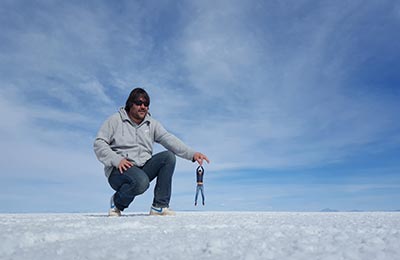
<box><xmin>194</xmin><ymin>166</ymin><xmax>205</xmax><ymax>206</ymax></box>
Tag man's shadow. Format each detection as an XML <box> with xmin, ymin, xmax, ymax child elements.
<box><xmin>85</xmin><ymin>213</ymin><xmax>149</xmax><ymax>218</ymax></box>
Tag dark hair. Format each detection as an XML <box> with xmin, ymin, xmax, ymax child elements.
<box><xmin>125</xmin><ymin>88</ymin><xmax>150</xmax><ymax>112</ymax></box>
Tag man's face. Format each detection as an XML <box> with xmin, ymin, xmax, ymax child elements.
<box><xmin>128</xmin><ymin>97</ymin><xmax>149</xmax><ymax>124</ymax></box>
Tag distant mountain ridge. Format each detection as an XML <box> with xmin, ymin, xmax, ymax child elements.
<box><xmin>320</xmin><ymin>209</ymin><xmax>400</xmax><ymax>212</ymax></box>
<box><xmin>320</xmin><ymin>208</ymin><xmax>339</xmax><ymax>212</ymax></box>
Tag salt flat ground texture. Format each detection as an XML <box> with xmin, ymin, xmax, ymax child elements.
<box><xmin>0</xmin><ymin>212</ymin><xmax>399</xmax><ymax>260</ymax></box>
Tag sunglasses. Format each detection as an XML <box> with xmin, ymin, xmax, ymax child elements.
<box><xmin>133</xmin><ymin>99</ymin><xmax>149</xmax><ymax>107</ymax></box>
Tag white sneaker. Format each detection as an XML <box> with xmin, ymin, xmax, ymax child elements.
<box><xmin>149</xmin><ymin>206</ymin><xmax>176</xmax><ymax>216</ymax></box>
<box><xmin>108</xmin><ymin>195</ymin><xmax>121</xmax><ymax>217</ymax></box>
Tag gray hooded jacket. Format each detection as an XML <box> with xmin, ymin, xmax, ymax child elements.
<box><xmin>94</xmin><ymin>108</ymin><xmax>196</xmax><ymax>178</ymax></box>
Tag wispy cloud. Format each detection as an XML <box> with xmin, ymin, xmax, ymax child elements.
<box><xmin>171</xmin><ymin>0</ymin><xmax>400</xmax><ymax>171</ymax></box>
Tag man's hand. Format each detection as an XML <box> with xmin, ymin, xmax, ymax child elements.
<box><xmin>193</xmin><ymin>152</ymin><xmax>210</xmax><ymax>166</ymax></box>
<box><xmin>118</xmin><ymin>158</ymin><xmax>134</xmax><ymax>173</ymax></box>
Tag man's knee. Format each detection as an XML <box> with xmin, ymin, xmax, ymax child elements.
<box><xmin>135</xmin><ymin>176</ymin><xmax>150</xmax><ymax>195</ymax></box>
<box><xmin>123</xmin><ymin>172</ymin><xmax>149</xmax><ymax>196</ymax></box>
<box><xmin>164</xmin><ymin>151</ymin><xmax>176</xmax><ymax>165</ymax></box>
<box><xmin>135</xmin><ymin>175</ymin><xmax>150</xmax><ymax>195</ymax></box>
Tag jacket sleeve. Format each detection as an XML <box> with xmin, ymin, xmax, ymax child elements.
<box><xmin>153</xmin><ymin>120</ymin><xmax>196</xmax><ymax>161</ymax></box>
<box><xmin>93</xmin><ymin>116</ymin><xmax>124</xmax><ymax>168</ymax></box>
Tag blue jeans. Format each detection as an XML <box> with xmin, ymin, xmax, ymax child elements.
<box><xmin>108</xmin><ymin>151</ymin><xmax>176</xmax><ymax>211</ymax></box>
<box><xmin>195</xmin><ymin>184</ymin><xmax>205</xmax><ymax>205</ymax></box>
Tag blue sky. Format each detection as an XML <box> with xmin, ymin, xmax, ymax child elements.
<box><xmin>1</xmin><ymin>0</ymin><xmax>399</xmax><ymax>213</ymax></box>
